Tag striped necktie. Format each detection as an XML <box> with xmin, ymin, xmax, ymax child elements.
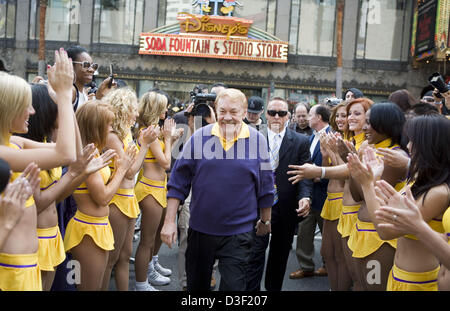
<box><xmin>270</xmin><ymin>134</ymin><xmax>281</xmax><ymax>205</ymax></box>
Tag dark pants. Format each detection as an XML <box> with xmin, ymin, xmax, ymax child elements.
<box><xmin>264</xmin><ymin>205</ymin><xmax>299</xmax><ymax>291</ymax></box>
<box><xmin>245</xmin><ymin>227</ymin><xmax>270</xmax><ymax>291</ymax></box>
<box><xmin>186</xmin><ymin>228</ymin><xmax>253</xmax><ymax>291</ymax></box>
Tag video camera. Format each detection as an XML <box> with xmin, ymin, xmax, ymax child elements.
<box><xmin>188</xmin><ymin>87</ymin><xmax>216</xmax><ymax>117</ymax></box>
<box><xmin>325</xmin><ymin>98</ymin><xmax>342</xmax><ymax>107</ymax></box>
<box><xmin>428</xmin><ymin>72</ymin><xmax>449</xmax><ymax>99</ymax></box>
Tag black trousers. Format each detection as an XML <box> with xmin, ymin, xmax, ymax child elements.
<box><xmin>245</xmin><ymin>227</ymin><xmax>270</xmax><ymax>291</ymax></box>
<box><xmin>264</xmin><ymin>205</ymin><xmax>300</xmax><ymax>291</ymax></box>
<box><xmin>185</xmin><ymin>228</ymin><xmax>253</xmax><ymax>291</ymax></box>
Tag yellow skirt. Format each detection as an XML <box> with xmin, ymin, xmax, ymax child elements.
<box><xmin>64</xmin><ymin>210</ymin><xmax>114</xmax><ymax>252</ymax></box>
<box><xmin>387</xmin><ymin>263</ymin><xmax>440</xmax><ymax>291</ymax></box>
<box><xmin>109</xmin><ymin>188</ymin><xmax>140</xmax><ymax>219</ymax></box>
<box><xmin>320</xmin><ymin>192</ymin><xmax>344</xmax><ymax>221</ymax></box>
<box><xmin>337</xmin><ymin>204</ymin><xmax>360</xmax><ymax>237</ymax></box>
<box><xmin>37</xmin><ymin>226</ymin><xmax>66</xmax><ymax>271</ymax></box>
<box><xmin>347</xmin><ymin>218</ymin><xmax>397</xmax><ymax>258</ymax></box>
<box><xmin>0</xmin><ymin>252</ymin><xmax>42</xmax><ymax>291</ymax></box>
<box><xmin>135</xmin><ymin>175</ymin><xmax>167</xmax><ymax>208</ymax></box>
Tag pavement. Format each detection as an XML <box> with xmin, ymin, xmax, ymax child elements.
<box><xmin>109</xmin><ymin>225</ymin><xmax>330</xmax><ymax>291</ymax></box>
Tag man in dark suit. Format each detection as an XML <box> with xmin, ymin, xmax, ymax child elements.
<box><xmin>246</xmin><ymin>97</ymin><xmax>313</xmax><ymax>291</ymax></box>
<box><xmin>290</xmin><ymin>104</ymin><xmax>330</xmax><ymax>279</ymax></box>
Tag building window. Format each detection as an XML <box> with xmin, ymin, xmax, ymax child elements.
<box><xmin>29</xmin><ymin>0</ymin><xmax>79</xmax><ymax>41</ymax></box>
<box><xmin>0</xmin><ymin>0</ymin><xmax>16</xmax><ymax>39</ymax></box>
<box><xmin>356</xmin><ymin>0</ymin><xmax>412</xmax><ymax>61</ymax></box>
<box><xmin>92</xmin><ymin>0</ymin><xmax>144</xmax><ymax>45</ymax></box>
<box><xmin>289</xmin><ymin>0</ymin><xmax>336</xmax><ymax>56</ymax></box>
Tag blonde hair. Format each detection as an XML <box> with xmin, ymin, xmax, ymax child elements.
<box><xmin>102</xmin><ymin>87</ymin><xmax>138</xmax><ymax>141</ymax></box>
<box><xmin>215</xmin><ymin>88</ymin><xmax>247</xmax><ymax>109</ymax></box>
<box><xmin>0</xmin><ymin>72</ymin><xmax>32</xmax><ymax>145</ymax></box>
<box><xmin>75</xmin><ymin>100</ymin><xmax>115</xmax><ymax>150</ymax></box>
<box><xmin>137</xmin><ymin>91</ymin><xmax>167</xmax><ymax>128</ymax></box>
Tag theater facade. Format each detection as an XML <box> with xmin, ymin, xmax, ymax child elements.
<box><xmin>1</xmin><ymin>0</ymin><xmax>449</xmax><ymax>110</ymax></box>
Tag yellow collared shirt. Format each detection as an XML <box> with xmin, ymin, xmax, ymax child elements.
<box><xmin>211</xmin><ymin>122</ymin><xmax>250</xmax><ymax>151</ymax></box>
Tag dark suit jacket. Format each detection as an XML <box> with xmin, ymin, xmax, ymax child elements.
<box><xmin>309</xmin><ymin>126</ymin><xmax>330</xmax><ymax>211</ymax></box>
<box><xmin>262</xmin><ymin>126</ymin><xmax>313</xmax><ymax>223</ymax></box>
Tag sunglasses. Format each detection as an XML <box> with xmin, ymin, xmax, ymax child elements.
<box><xmin>72</xmin><ymin>61</ymin><xmax>99</xmax><ymax>71</ymax></box>
<box><xmin>267</xmin><ymin>110</ymin><xmax>288</xmax><ymax>117</ymax></box>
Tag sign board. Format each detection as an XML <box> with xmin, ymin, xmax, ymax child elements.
<box><xmin>415</xmin><ymin>0</ymin><xmax>438</xmax><ymax>55</ymax></box>
<box><xmin>139</xmin><ymin>33</ymin><xmax>288</xmax><ymax>63</ymax></box>
<box><xmin>139</xmin><ymin>3</ymin><xmax>289</xmax><ymax>63</ymax></box>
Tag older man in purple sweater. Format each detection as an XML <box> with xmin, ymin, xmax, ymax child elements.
<box><xmin>161</xmin><ymin>89</ymin><xmax>274</xmax><ymax>291</ymax></box>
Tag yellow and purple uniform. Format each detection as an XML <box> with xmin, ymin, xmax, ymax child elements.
<box><xmin>387</xmin><ymin>191</ymin><xmax>446</xmax><ymax>291</ymax></box>
<box><xmin>0</xmin><ymin>138</ymin><xmax>41</xmax><ymax>290</ymax></box>
<box><xmin>320</xmin><ymin>192</ymin><xmax>344</xmax><ymax>221</ymax></box>
<box><xmin>65</xmin><ymin>165</ymin><xmax>114</xmax><ymax>252</ymax></box>
<box><xmin>337</xmin><ymin>132</ymin><xmax>365</xmax><ymax>237</ymax></box>
<box><xmin>109</xmin><ymin>132</ymin><xmax>140</xmax><ymax>218</ymax></box>
<box><xmin>37</xmin><ymin>167</ymin><xmax>66</xmax><ymax>271</ymax></box>
<box><xmin>134</xmin><ymin>134</ymin><xmax>168</xmax><ymax>208</ymax></box>
<box><xmin>347</xmin><ymin>138</ymin><xmax>403</xmax><ymax>257</ymax></box>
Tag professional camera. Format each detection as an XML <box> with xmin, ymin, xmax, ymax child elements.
<box><xmin>428</xmin><ymin>72</ymin><xmax>449</xmax><ymax>99</ymax></box>
<box><xmin>188</xmin><ymin>88</ymin><xmax>216</xmax><ymax>117</ymax></box>
<box><xmin>86</xmin><ymin>81</ymin><xmax>98</xmax><ymax>95</ymax></box>
<box><xmin>325</xmin><ymin>98</ymin><xmax>342</xmax><ymax>107</ymax></box>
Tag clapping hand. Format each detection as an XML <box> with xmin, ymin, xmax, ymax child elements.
<box><xmin>0</xmin><ymin>178</ymin><xmax>32</xmax><ymax>231</ymax></box>
<box><xmin>374</xmin><ymin>184</ymin><xmax>421</xmax><ymax>236</ymax></box>
<box><xmin>347</xmin><ymin>147</ymin><xmax>384</xmax><ymax>186</ymax></box>
<box><xmin>116</xmin><ymin>146</ymin><xmax>137</xmax><ymax>173</ymax></box>
<box><xmin>376</xmin><ymin>148</ymin><xmax>410</xmax><ymax>169</ymax></box>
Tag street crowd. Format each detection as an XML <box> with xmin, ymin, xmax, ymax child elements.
<box><xmin>0</xmin><ymin>46</ymin><xmax>449</xmax><ymax>291</ymax></box>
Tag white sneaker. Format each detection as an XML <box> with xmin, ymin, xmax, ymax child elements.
<box><xmin>154</xmin><ymin>261</ymin><xmax>172</xmax><ymax>277</ymax></box>
<box><xmin>135</xmin><ymin>282</ymin><xmax>160</xmax><ymax>291</ymax></box>
<box><xmin>148</xmin><ymin>268</ymin><xmax>171</xmax><ymax>286</ymax></box>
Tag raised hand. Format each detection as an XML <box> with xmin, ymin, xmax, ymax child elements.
<box><xmin>162</xmin><ymin>118</ymin><xmax>176</xmax><ymax>141</ymax></box>
<box><xmin>362</xmin><ymin>147</ymin><xmax>384</xmax><ymax>181</ymax></box>
<box><xmin>116</xmin><ymin>145</ymin><xmax>137</xmax><ymax>173</ymax></box>
<box><xmin>140</xmin><ymin>125</ymin><xmax>159</xmax><ymax>146</ymax></box>
<box><xmin>84</xmin><ymin>149</ymin><xmax>116</xmax><ymax>175</ymax></box>
<box><xmin>46</xmin><ymin>48</ymin><xmax>74</xmax><ymax>100</ymax></box>
<box><xmin>376</xmin><ymin>148</ymin><xmax>410</xmax><ymax>169</ymax></box>
<box><xmin>21</xmin><ymin>162</ymin><xmax>41</xmax><ymax>198</ymax></box>
<box><xmin>0</xmin><ymin>178</ymin><xmax>29</xmax><ymax>231</ymax></box>
<box><xmin>337</xmin><ymin>137</ymin><xmax>355</xmax><ymax>163</ymax></box>
<box><xmin>374</xmin><ymin>186</ymin><xmax>421</xmax><ymax>235</ymax></box>
<box><xmin>68</xmin><ymin>143</ymin><xmax>97</xmax><ymax>177</ymax></box>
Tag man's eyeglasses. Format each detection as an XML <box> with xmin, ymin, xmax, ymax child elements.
<box><xmin>72</xmin><ymin>61</ymin><xmax>99</xmax><ymax>71</ymax></box>
<box><xmin>267</xmin><ymin>110</ymin><xmax>288</xmax><ymax>117</ymax></box>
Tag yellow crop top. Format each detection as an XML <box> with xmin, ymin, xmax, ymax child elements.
<box><xmin>443</xmin><ymin>207</ymin><xmax>450</xmax><ymax>243</ymax></box>
<box><xmin>74</xmin><ymin>165</ymin><xmax>111</xmax><ymax>194</ymax></box>
<box><xmin>137</xmin><ymin>130</ymin><xmax>165</xmax><ymax>163</ymax></box>
<box><xmin>398</xmin><ymin>183</ymin><xmax>445</xmax><ymax>241</ymax></box>
<box><xmin>7</xmin><ymin>139</ymin><xmax>35</xmax><ymax>208</ymax></box>
<box><xmin>39</xmin><ymin>167</ymin><xmax>62</xmax><ymax>191</ymax></box>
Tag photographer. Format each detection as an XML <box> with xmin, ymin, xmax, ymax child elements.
<box><xmin>175</xmin><ymin>94</ymin><xmax>217</xmax><ymax>290</ymax></box>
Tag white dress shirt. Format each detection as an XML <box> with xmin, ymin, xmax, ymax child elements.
<box><xmin>309</xmin><ymin>125</ymin><xmax>329</xmax><ymax>158</ymax></box>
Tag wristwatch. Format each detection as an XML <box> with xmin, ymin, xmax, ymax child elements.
<box><xmin>259</xmin><ymin>219</ymin><xmax>271</xmax><ymax>226</ymax></box>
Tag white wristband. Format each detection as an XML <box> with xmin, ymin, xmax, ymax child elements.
<box><xmin>321</xmin><ymin>167</ymin><xmax>326</xmax><ymax>179</ymax></box>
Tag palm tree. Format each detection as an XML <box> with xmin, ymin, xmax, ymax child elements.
<box><xmin>38</xmin><ymin>0</ymin><xmax>48</xmax><ymax>77</ymax></box>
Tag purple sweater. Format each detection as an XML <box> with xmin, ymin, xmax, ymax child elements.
<box><xmin>167</xmin><ymin>124</ymin><xmax>274</xmax><ymax>236</ymax></box>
